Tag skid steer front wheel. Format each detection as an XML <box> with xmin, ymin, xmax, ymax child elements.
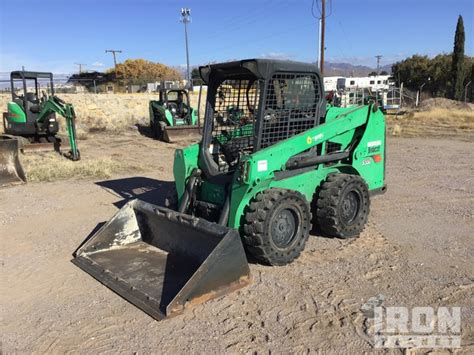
<box><xmin>243</xmin><ymin>189</ymin><xmax>311</xmax><ymax>266</ymax></box>
<box><xmin>316</xmin><ymin>174</ymin><xmax>370</xmax><ymax>238</ymax></box>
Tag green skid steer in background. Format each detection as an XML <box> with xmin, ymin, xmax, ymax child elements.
<box><xmin>1</xmin><ymin>71</ymin><xmax>80</xmax><ymax>187</ymax></box>
<box><xmin>149</xmin><ymin>88</ymin><xmax>201</xmax><ymax>142</ymax></box>
<box><xmin>74</xmin><ymin>59</ymin><xmax>386</xmax><ymax>320</ymax></box>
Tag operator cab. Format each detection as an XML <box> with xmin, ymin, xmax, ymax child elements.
<box><xmin>159</xmin><ymin>89</ymin><xmax>191</xmax><ymax>124</ymax></box>
<box><xmin>198</xmin><ymin>59</ymin><xmax>326</xmax><ymax>179</ymax></box>
<box><xmin>5</xmin><ymin>71</ymin><xmax>58</xmax><ymax>137</ymax></box>
<box><xmin>10</xmin><ymin>71</ymin><xmax>55</xmax><ymax>121</ymax></box>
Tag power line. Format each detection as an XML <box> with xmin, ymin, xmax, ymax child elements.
<box><xmin>201</xmin><ymin>0</ymin><xmax>292</xmax><ymax>44</ymax></box>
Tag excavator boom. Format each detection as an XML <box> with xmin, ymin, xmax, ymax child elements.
<box><xmin>37</xmin><ymin>96</ymin><xmax>80</xmax><ymax>161</ymax></box>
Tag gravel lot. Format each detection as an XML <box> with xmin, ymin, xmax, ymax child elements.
<box><xmin>1</xmin><ymin>132</ymin><xmax>473</xmax><ymax>353</ymax></box>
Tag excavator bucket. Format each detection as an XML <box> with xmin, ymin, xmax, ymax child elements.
<box><xmin>72</xmin><ymin>199</ymin><xmax>251</xmax><ymax>320</ymax></box>
<box><xmin>0</xmin><ymin>137</ymin><xmax>26</xmax><ymax>187</ymax></box>
<box><xmin>162</xmin><ymin>125</ymin><xmax>202</xmax><ymax>143</ymax></box>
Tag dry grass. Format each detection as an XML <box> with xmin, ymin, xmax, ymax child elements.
<box><xmin>387</xmin><ymin>108</ymin><xmax>474</xmax><ymax>139</ymax></box>
<box><xmin>21</xmin><ymin>153</ymin><xmax>143</xmax><ymax>182</ymax></box>
<box><xmin>412</xmin><ymin>108</ymin><xmax>474</xmax><ymax>124</ymax></box>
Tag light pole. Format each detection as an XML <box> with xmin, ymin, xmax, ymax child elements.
<box><xmin>181</xmin><ymin>8</ymin><xmax>191</xmax><ymax>89</ymax></box>
<box><xmin>417</xmin><ymin>77</ymin><xmax>430</xmax><ymax>106</ymax></box>
<box><xmin>464</xmin><ymin>81</ymin><xmax>472</xmax><ymax>102</ymax></box>
<box><xmin>375</xmin><ymin>55</ymin><xmax>382</xmax><ymax>102</ymax></box>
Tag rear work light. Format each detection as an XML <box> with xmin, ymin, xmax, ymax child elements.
<box><xmin>373</xmin><ymin>154</ymin><xmax>382</xmax><ymax>163</ymax></box>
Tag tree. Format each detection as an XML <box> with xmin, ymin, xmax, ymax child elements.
<box><xmin>368</xmin><ymin>71</ymin><xmax>377</xmax><ymax>76</ymax></box>
<box><xmin>380</xmin><ymin>70</ymin><xmax>389</xmax><ymax>75</ymax></box>
<box><xmin>451</xmin><ymin>15</ymin><xmax>465</xmax><ymax>100</ymax></box>
<box><xmin>428</xmin><ymin>54</ymin><xmax>452</xmax><ymax>97</ymax></box>
<box><xmin>392</xmin><ymin>55</ymin><xmax>431</xmax><ymax>91</ymax></box>
<box><xmin>110</xmin><ymin>59</ymin><xmax>183</xmax><ymax>86</ymax></box>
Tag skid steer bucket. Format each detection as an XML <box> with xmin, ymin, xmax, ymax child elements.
<box><xmin>162</xmin><ymin>125</ymin><xmax>202</xmax><ymax>143</ymax></box>
<box><xmin>72</xmin><ymin>199</ymin><xmax>251</xmax><ymax>320</ymax></box>
<box><xmin>0</xmin><ymin>137</ymin><xmax>26</xmax><ymax>187</ymax></box>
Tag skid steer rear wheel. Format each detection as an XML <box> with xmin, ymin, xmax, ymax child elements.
<box><xmin>316</xmin><ymin>173</ymin><xmax>370</xmax><ymax>238</ymax></box>
<box><xmin>243</xmin><ymin>189</ymin><xmax>311</xmax><ymax>266</ymax></box>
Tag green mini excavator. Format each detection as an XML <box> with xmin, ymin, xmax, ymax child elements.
<box><xmin>1</xmin><ymin>71</ymin><xmax>80</xmax><ymax>186</ymax></box>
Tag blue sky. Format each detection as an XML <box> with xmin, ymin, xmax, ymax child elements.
<box><xmin>1</xmin><ymin>0</ymin><xmax>473</xmax><ymax>74</ymax></box>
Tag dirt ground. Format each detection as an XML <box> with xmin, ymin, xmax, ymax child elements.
<box><xmin>1</xmin><ymin>130</ymin><xmax>473</xmax><ymax>353</ymax></box>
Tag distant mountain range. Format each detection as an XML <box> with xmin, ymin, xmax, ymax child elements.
<box><xmin>0</xmin><ymin>61</ymin><xmax>395</xmax><ymax>90</ymax></box>
<box><xmin>180</xmin><ymin>61</ymin><xmax>394</xmax><ymax>78</ymax></box>
<box><xmin>323</xmin><ymin>62</ymin><xmax>393</xmax><ymax>77</ymax></box>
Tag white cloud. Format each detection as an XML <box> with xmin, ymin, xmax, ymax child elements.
<box><xmin>260</xmin><ymin>52</ymin><xmax>294</xmax><ymax>60</ymax></box>
<box><xmin>92</xmin><ymin>61</ymin><xmax>104</xmax><ymax>67</ymax></box>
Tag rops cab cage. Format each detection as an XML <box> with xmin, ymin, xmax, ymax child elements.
<box><xmin>197</xmin><ymin>59</ymin><xmax>326</xmax><ymax>179</ymax></box>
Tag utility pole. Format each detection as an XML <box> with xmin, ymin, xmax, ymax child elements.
<box><xmin>74</xmin><ymin>63</ymin><xmax>86</xmax><ymax>74</ymax></box>
<box><xmin>375</xmin><ymin>55</ymin><xmax>382</xmax><ymax>74</ymax></box>
<box><xmin>181</xmin><ymin>8</ymin><xmax>192</xmax><ymax>89</ymax></box>
<box><xmin>375</xmin><ymin>55</ymin><xmax>382</xmax><ymax>102</ymax></box>
<box><xmin>105</xmin><ymin>49</ymin><xmax>123</xmax><ymax>70</ymax></box>
<box><xmin>320</xmin><ymin>0</ymin><xmax>325</xmax><ymax>75</ymax></box>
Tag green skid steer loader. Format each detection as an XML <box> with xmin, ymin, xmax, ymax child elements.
<box><xmin>73</xmin><ymin>59</ymin><xmax>386</xmax><ymax>320</ymax></box>
<box><xmin>1</xmin><ymin>71</ymin><xmax>80</xmax><ymax>187</ymax></box>
<box><xmin>149</xmin><ymin>88</ymin><xmax>200</xmax><ymax>142</ymax></box>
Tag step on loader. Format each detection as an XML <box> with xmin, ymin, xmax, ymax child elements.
<box><xmin>73</xmin><ymin>59</ymin><xmax>386</xmax><ymax>320</ymax></box>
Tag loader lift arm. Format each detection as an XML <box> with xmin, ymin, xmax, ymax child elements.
<box><xmin>37</xmin><ymin>95</ymin><xmax>80</xmax><ymax>161</ymax></box>
<box><xmin>243</xmin><ymin>105</ymin><xmax>374</xmax><ymax>179</ymax></box>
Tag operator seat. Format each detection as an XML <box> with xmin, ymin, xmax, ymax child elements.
<box><xmin>26</xmin><ymin>92</ymin><xmax>40</xmax><ymax>114</ymax></box>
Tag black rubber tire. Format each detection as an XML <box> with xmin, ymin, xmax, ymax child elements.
<box><xmin>158</xmin><ymin>121</ymin><xmax>167</xmax><ymax>141</ymax></box>
<box><xmin>151</xmin><ymin>120</ymin><xmax>165</xmax><ymax>140</ymax></box>
<box><xmin>164</xmin><ymin>185</ymin><xmax>178</xmax><ymax>210</ymax></box>
<box><xmin>316</xmin><ymin>174</ymin><xmax>370</xmax><ymax>238</ymax></box>
<box><xmin>150</xmin><ymin>119</ymin><xmax>155</xmax><ymax>137</ymax></box>
<box><xmin>242</xmin><ymin>188</ymin><xmax>311</xmax><ymax>266</ymax></box>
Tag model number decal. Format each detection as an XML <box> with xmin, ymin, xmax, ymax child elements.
<box><xmin>367</xmin><ymin>140</ymin><xmax>382</xmax><ymax>147</ymax></box>
<box><xmin>367</xmin><ymin>140</ymin><xmax>382</xmax><ymax>153</ymax></box>
<box><xmin>362</xmin><ymin>159</ymin><xmax>371</xmax><ymax>166</ymax></box>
